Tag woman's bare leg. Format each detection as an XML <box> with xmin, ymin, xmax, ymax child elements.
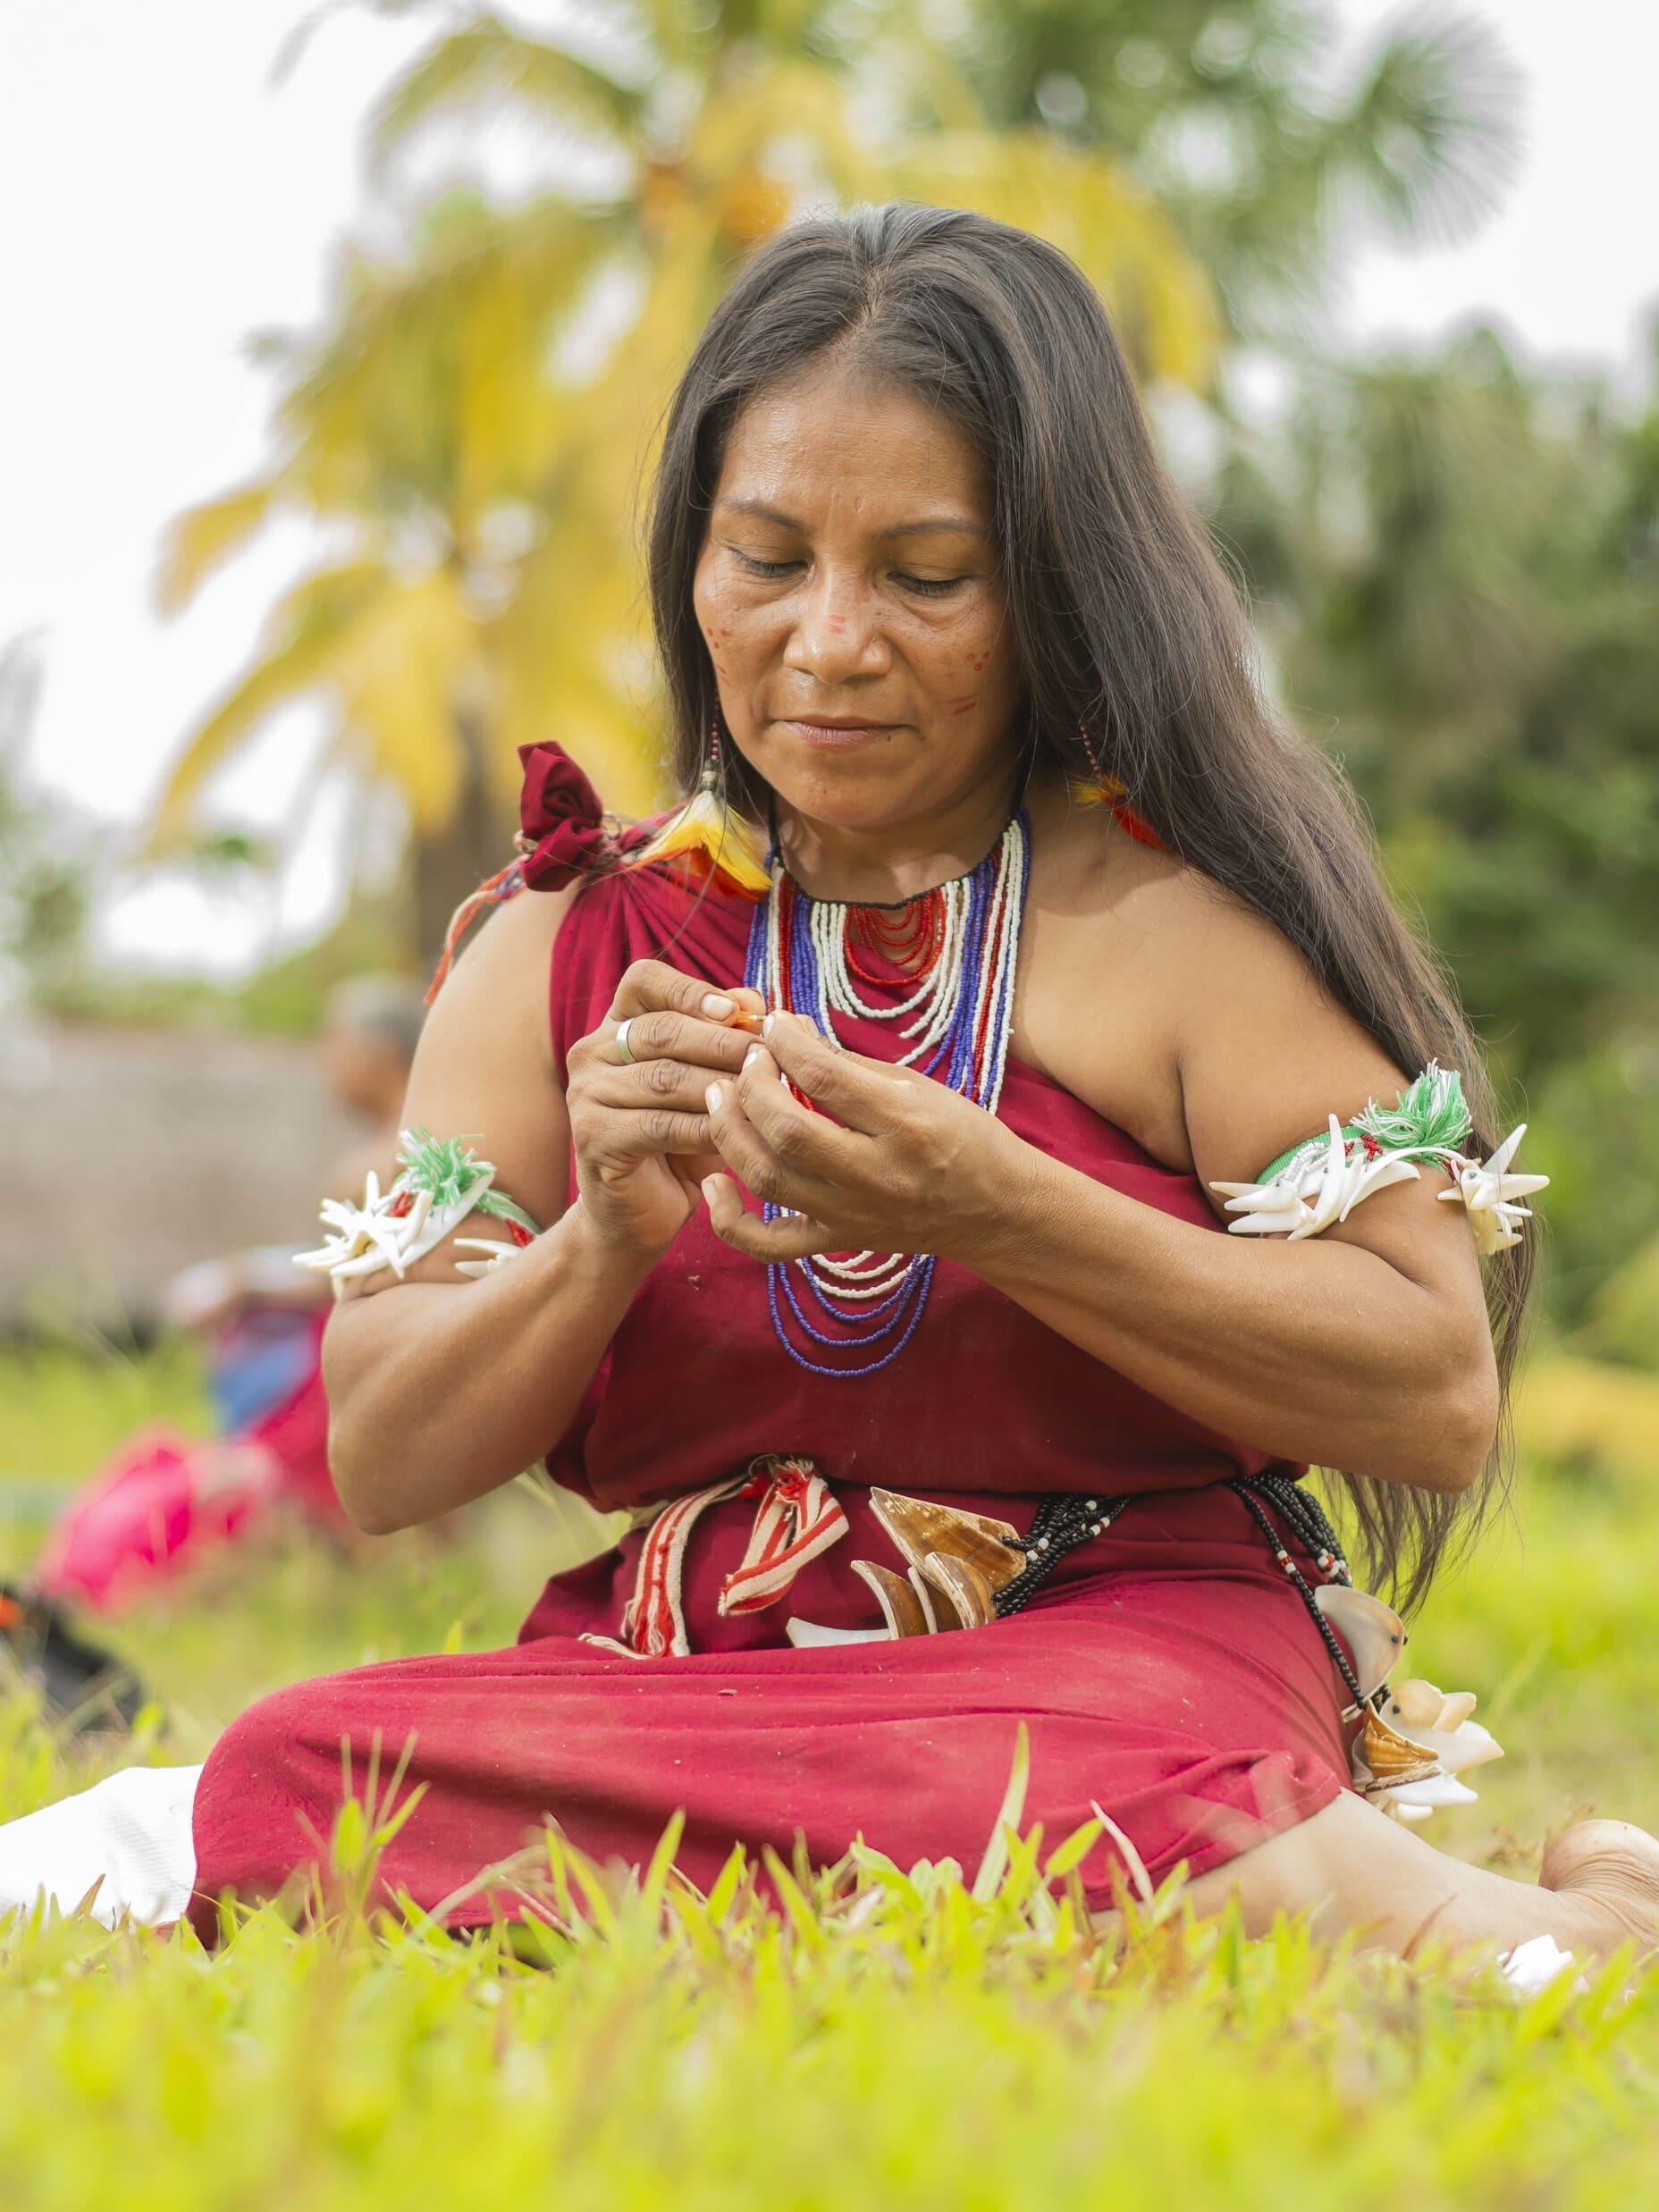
<box><xmin>1177</xmin><ymin>1792</ymin><xmax>1659</xmax><ymax>1964</ymax></box>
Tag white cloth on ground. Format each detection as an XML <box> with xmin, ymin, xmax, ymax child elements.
<box><xmin>0</xmin><ymin>1763</ymin><xmax>203</xmax><ymax>1929</ymax></box>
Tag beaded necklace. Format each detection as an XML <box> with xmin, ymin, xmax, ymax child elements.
<box><xmin>743</xmin><ymin>810</ymin><xmax>1031</xmax><ymax>1378</ymax></box>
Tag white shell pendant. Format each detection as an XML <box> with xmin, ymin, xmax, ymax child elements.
<box><xmin>1313</xmin><ymin>1582</ymin><xmax>1408</xmax><ymax>1702</ymax></box>
<box><xmin>783</xmin><ymin>1619</ymin><xmax>890</xmax><ymax>1650</ymax></box>
<box><xmin>1436</xmin><ymin>1123</ymin><xmax>1550</xmax><ymax>1254</ymax></box>
<box><xmin>1379</xmin><ymin>1678</ymin><xmax>1503</xmax><ymax>1776</ymax></box>
<box><xmin>1347</xmin><ymin>1674</ymin><xmax>1505</xmax><ymax>1822</ymax></box>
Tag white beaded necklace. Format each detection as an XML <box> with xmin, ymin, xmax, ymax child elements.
<box><xmin>741</xmin><ymin>810</ymin><xmax>1030</xmax><ymax>1377</ymax></box>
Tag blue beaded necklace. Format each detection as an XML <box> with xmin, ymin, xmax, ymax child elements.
<box><xmin>743</xmin><ymin>810</ymin><xmax>1031</xmax><ymax>1378</ymax></box>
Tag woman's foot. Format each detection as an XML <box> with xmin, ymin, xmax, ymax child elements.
<box><xmin>1538</xmin><ymin>1820</ymin><xmax>1659</xmax><ymax>1960</ymax></box>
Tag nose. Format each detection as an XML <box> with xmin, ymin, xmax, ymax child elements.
<box><xmin>782</xmin><ymin>566</ymin><xmax>891</xmax><ymax>685</ymax></box>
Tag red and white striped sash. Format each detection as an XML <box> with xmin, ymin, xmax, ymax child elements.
<box><xmin>583</xmin><ymin>1456</ymin><xmax>847</xmax><ymax>1660</ymax></box>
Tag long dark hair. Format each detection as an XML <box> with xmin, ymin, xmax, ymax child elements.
<box><xmin>646</xmin><ymin>202</ymin><xmax>1530</xmax><ymax>1611</ymax></box>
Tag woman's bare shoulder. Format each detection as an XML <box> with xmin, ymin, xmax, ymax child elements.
<box><xmin>1138</xmin><ymin>857</ymin><xmax>1427</xmax><ymax>1214</ymax></box>
<box><xmin>429</xmin><ymin>875</ymin><xmax>578</xmax><ymax>1048</ymax></box>
<box><xmin>1019</xmin><ymin>791</ymin><xmax>1217</xmax><ymax>1163</ymax></box>
<box><xmin>1025</xmin><ymin>784</ymin><xmax>1408</xmax><ymax>1170</ymax></box>
<box><xmin>383</xmin><ymin>882</ymin><xmax>583</xmax><ymax>1243</ymax></box>
<box><xmin>1133</xmin><ymin>850</ymin><xmax>1323</xmax><ymax>1013</ymax></box>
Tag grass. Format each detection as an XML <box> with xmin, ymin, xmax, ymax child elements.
<box><xmin>4</xmin><ymin>1340</ymin><xmax>1659</xmax><ymax>2206</ymax></box>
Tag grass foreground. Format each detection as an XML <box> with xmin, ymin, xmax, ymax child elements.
<box><xmin>4</xmin><ymin>1341</ymin><xmax>1659</xmax><ymax>2207</ymax></box>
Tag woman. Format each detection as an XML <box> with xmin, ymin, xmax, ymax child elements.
<box><xmin>4</xmin><ymin>205</ymin><xmax>1655</xmax><ymax>1962</ymax></box>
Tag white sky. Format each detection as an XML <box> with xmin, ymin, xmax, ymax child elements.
<box><xmin>2</xmin><ymin>1</ymin><xmax>1655</xmax><ymax>975</ymax></box>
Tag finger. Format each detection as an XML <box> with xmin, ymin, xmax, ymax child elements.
<box><xmin>610</xmin><ymin>957</ymin><xmax>748</xmax><ymax>1027</ymax></box>
<box><xmin>759</xmin><ymin>1011</ymin><xmax>900</xmax><ymax>1131</ymax></box>
<box><xmin>734</xmin><ymin>1043</ymin><xmax>855</xmax><ymax>1176</ymax></box>
<box><xmin>703</xmin><ymin>1074</ymin><xmax>835</xmax><ymax>1216</ymax></box>
<box><xmin>589</xmin><ymin>1107</ymin><xmax>714</xmax><ymax>1160</ymax></box>
<box><xmin>727</xmin><ymin>985</ymin><xmax>766</xmax><ymax>1035</ymax></box>
<box><xmin>594</xmin><ymin>1056</ymin><xmax>747</xmax><ymax>1114</ymax></box>
<box><xmin>608</xmin><ymin>1007</ymin><xmax>754</xmax><ymax>1075</ymax></box>
<box><xmin>702</xmin><ymin>1174</ymin><xmax>833</xmax><ymax>1260</ymax></box>
<box><xmin>669</xmin><ymin>1149</ymin><xmax>724</xmax><ymax>1198</ymax></box>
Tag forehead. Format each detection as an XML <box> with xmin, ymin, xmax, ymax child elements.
<box><xmin>712</xmin><ymin>363</ymin><xmax>993</xmax><ymax>531</ymax></box>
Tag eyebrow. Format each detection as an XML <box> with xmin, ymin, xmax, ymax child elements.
<box><xmin>715</xmin><ymin>496</ymin><xmax>989</xmax><ymax>539</ymax></box>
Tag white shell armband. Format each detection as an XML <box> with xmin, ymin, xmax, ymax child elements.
<box><xmin>295</xmin><ymin>1127</ymin><xmax>543</xmax><ymax>1294</ymax></box>
<box><xmin>1208</xmin><ymin>1061</ymin><xmax>1547</xmax><ymax>1255</ymax></box>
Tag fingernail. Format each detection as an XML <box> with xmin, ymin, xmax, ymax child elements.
<box><xmin>705</xmin><ymin>1081</ymin><xmax>724</xmax><ymax>1112</ymax></box>
<box><xmin>743</xmin><ymin>1042</ymin><xmax>762</xmax><ymax>1070</ymax></box>
<box><xmin>702</xmin><ymin>992</ymin><xmax>736</xmax><ymax>1018</ymax></box>
<box><xmin>762</xmin><ymin>1012</ymin><xmax>777</xmax><ymax>1039</ymax></box>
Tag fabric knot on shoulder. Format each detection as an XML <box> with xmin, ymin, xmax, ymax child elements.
<box><xmin>515</xmin><ymin>741</ymin><xmax>649</xmax><ymax>890</ymax></box>
<box><xmin>426</xmin><ymin>741</ymin><xmax>652</xmax><ymax>1002</ymax></box>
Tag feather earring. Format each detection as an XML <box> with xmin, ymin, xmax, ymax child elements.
<box><xmin>1068</xmin><ymin>725</ymin><xmax>1163</xmax><ymax>850</ymax></box>
<box><xmin>631</xmin><ymin>710</ymin><xmax>770</xmax><ymax>898</ymax></box>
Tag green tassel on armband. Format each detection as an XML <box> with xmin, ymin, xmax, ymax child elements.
<box><xmin>295</xmin><ymin>1129</ymin><xmax>543</xmax><ymax>1291</ymax></box>
<box><xmin>1209</xmin><ymin>1061</ymin><xmax>1545</xmax><ymax>1256</ymax></box>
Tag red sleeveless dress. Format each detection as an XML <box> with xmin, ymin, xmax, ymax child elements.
<box><xmin>189</xmin><ymin>765</ymin><xmax>1356</xmax><ymax>1928</ymax></box>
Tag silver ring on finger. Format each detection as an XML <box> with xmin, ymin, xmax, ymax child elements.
<box><xmin>614</xmin><ymin>1017</ymin><xmax>636</xmax><ymax>1065</ymax></box>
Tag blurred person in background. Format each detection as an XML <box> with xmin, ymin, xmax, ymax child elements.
<box><xmin>0</xmin><ymin>979</ymin><xmax>425</xmax><ymax>1715</ymax></box>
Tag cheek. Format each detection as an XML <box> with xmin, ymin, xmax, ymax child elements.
<box><xmin>913</xmin><ymin>599</ymin><xmax>1018</xmax><ymax>722</ymax></box>
<box><xmin>695</xmin><ymin>571</ymin><xmax>772</xmax><ymax>685</ymax></box>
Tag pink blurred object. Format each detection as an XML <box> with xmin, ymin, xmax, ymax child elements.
<box><xmin>34</xmin><ymin>1315</ymin><xmax>342</xmax><ymax>1614</ymax></box>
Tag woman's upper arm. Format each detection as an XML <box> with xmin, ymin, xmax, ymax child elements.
<box><xmin>1170</xmin><ymin>882</ymin><xmax>1491</xmax><ymax>1318</ymax></box>
<box><xmin>338</xmin><ymin>883</ymin><xmax>576</xmax><ymax>1294</ymax></box>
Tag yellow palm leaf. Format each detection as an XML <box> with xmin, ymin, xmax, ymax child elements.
<box><xmin>154</xmin><ymin>478</ymin><xmax>281</xmax><ymax>616</ymax></box>
<box><xmin>493</xmin><ymin>529</ymin><xmax>661</xmax><ymax>816</ymax></box>
<box><xmin>331</xmin><ymin>570</ymin><xmax>479</xmax><ymax>833</ymax></box>
<box><xmin>895</xmin><ymin>133</ymin><xmax>1223</xmax><ymax>391</ymax></box>
<box><xmin>365</xmin><ymin>17</ymin><xmax>644</xmax><ymax>172</ymax></box>
<box><xmin>147</xmin><ymin>560</ymin><xmax>392</xmax><ymax>851</ymax></box>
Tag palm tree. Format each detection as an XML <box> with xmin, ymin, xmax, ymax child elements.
<box><xmin>949</xmin><ymin>0</ymin><xmax>1523</xmax><ymax>346</ymax></box>
<box><xmin>152</xmin><ymin>193</ymin><xmax>646</xmax><ymax>954</ymax></box>
<box><xmin>148</xmin><ymin>2</ymin><xmax>1220</xmax><ymax>953</ymax></box>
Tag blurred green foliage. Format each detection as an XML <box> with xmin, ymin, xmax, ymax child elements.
<box><xmin>1217</xmin><ymin>324</ymin><xmax>1659</xmax><ymax>1319</ymax></box>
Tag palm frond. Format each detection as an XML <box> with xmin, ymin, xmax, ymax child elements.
<box><xmin>1311</xmin><ymin>5</ymin><xmax>1524</xmax><ymax>248</ymax></box>
<box><xmin>897</xmin><ymin>131</ymin><xmax>1223</xmax><ymax>391</ymax></box>
<box><xmin>154</xmin><ymin>479</ymin><xmax>282</xmax><ymax>616</ymax></box>
<box><xmin>330</xmin><ymin>569</ymin><xmax>477</xmax><ymax>830</ymax></box>
<box><xmin>366</xmin><ymin>14</ymin><xmax>646</xmax><ymax>172</ymax></box>
<box><xmin>147</xmin><ymin>560</ymin><xmax>393</xmax><ymax>852</ymax></box>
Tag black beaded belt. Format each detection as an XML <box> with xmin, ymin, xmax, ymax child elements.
<box><xmin>994</xmin><ymin>1474</ymin><xmax>1368</xmax><ymax>1712</ymax></box>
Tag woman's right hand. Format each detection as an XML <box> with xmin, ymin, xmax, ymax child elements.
<box><xmin>564</xmin><ymin>959</ymin><xmax>764</xmax><ymax>1262</ymax></box>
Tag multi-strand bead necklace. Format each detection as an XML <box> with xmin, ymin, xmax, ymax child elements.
<box><xmin>744</xmin><ymin>811</ymin><xmax>1031</xmax><ymax>1378</ymax></box>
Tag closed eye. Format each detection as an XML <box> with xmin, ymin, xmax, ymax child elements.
<box><xmin>897</xmin><ymin>574</ymin><xmax>965</xmax><ymax>597</ymax></box>
<box><xmin>731</xmin><ymin>550</ymin><xmax>800</xmax><ymax>579</ymax></box>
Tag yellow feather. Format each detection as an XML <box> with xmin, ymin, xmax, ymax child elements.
<box><xmin>634</xmin><ymin>780</ymin><xmax>770</xmax><ymax>897</ymax></box>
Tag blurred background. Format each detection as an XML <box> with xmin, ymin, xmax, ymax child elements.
<box><xmin>1</xmin><ymin>3</ymin><xmax>1656</xmax><ymax>1745</ymax></box>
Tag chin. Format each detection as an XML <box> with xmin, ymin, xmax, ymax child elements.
<box><xmin>771</xmin><ymin>773</ymin><xmax>914</xmax><ymax>835</ymax></box>
<box><xmin>754</xmin><ymin>737</ymin><xmax>920</xmax><ymax>828</ymax></box>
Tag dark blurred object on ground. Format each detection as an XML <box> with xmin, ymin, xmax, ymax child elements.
<box><xmin>0</xmin><ymin>1580</ymin><xmax>146</xmax><ymax>1735</ymax></box>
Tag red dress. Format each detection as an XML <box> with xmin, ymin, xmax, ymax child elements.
<box><xmin>189</xmin><ymin>784</ymin><xmax>1355</xmax><ymax>1929</ymax></box>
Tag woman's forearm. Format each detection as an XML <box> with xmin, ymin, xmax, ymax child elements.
<box><xmin>954</xmin><ymin>1138</ymin><xmax>1498</xmax><ymax>1490</ymax></box>
<box><xmin>322</xmin><ymin>1200</ymin><xmax>654</xmax><ymax>1533</ymax></box>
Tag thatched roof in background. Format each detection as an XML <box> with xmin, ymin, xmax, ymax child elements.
<box><xmin>0</xmin><ymin>1018</ymin><xmax>358</xmax><ymax>1334</ymax></box>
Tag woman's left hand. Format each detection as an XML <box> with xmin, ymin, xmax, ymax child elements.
<box><xmin>699</xmin><ymin>1010</ymin><xmax>1023</xmax><ymax>1266</ymax></box>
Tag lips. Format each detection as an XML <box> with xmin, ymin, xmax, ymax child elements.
<box><xmin>778</xmin><ymin>718</ymin><xmax>898</xmax><ymax>747</ymax></box>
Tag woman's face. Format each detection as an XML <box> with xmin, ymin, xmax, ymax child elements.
<box><xmin>693</xmin><ymin>361</ymin><xmax>1023</xmax><ymax>837</ymax></box>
